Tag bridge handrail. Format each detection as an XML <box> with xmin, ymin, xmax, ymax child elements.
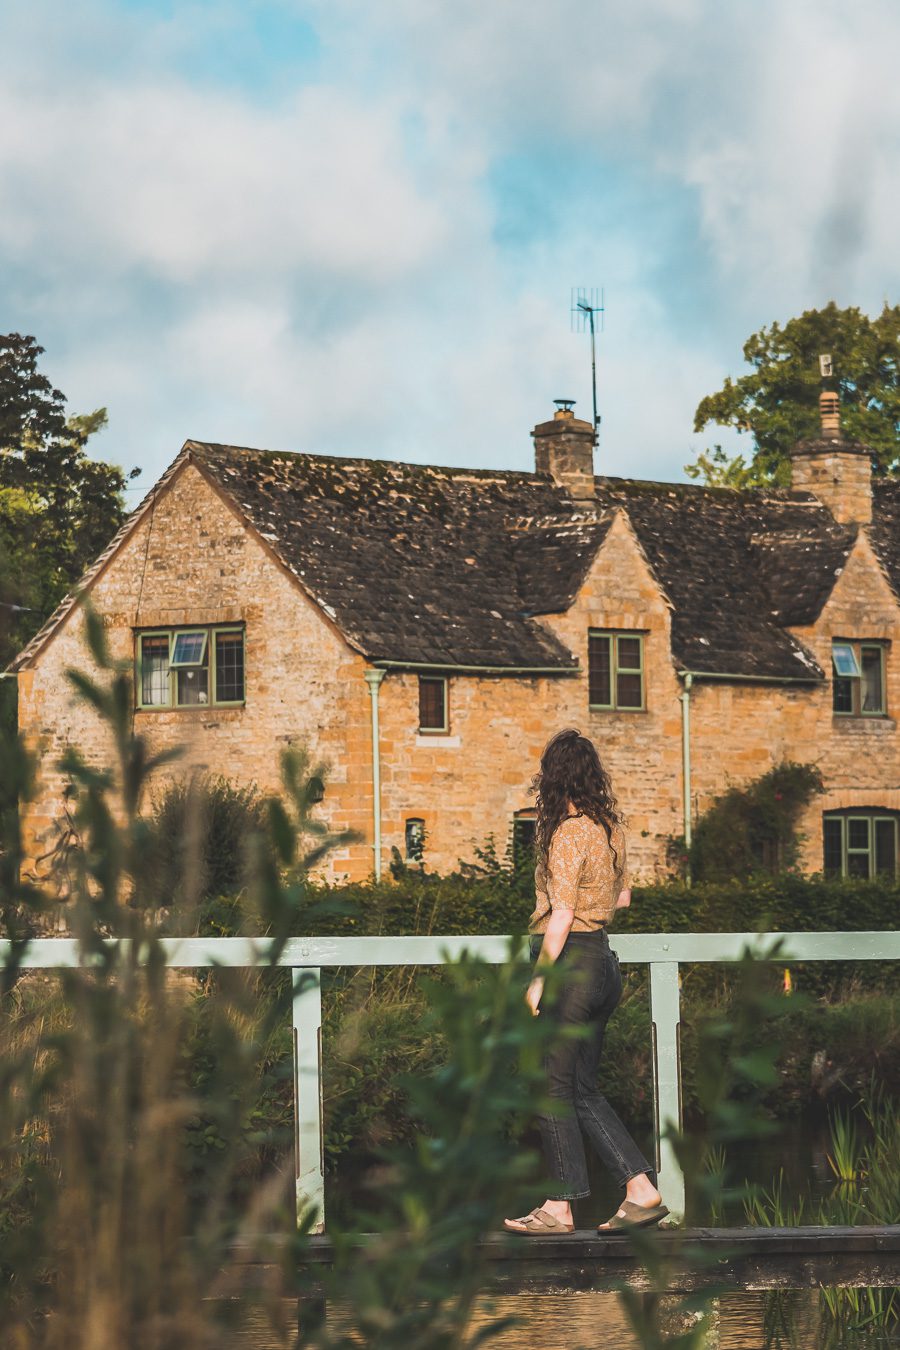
<box><xmin>3</xmin><ymin>930</ymin><xmax>897</xmax><ymax>1229</ymax></box>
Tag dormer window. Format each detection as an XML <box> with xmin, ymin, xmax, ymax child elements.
<box><xmin>832</xmin><ymin>640</ymin><xmax>886</xmax><ymax>716</ymax></box>
<box><xmin>588</xmin><ymin>630</ymin><xmax>645</xmax><ymax>710</ymax></box>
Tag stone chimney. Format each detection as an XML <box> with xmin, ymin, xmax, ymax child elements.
<box><xmin>789</xmin><ymin>388</ymin><xmax>872</xmax><ymax>525</ymax></box>
<box><xmin>532</xmin><ymin>399</ymin><xmax>596</xmax><ymax>503</ymax></box>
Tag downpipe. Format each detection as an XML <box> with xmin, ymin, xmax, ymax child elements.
<box><xmin>680</xmin><ymin>672</ymin><xmax>693</xmax><ymax>884</ymax></box>
<box><xmin>364</xmin><ymin>668</ymin><xmax>385</xmax><ymax>881</ymax></box>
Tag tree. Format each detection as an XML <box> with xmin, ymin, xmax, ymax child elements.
<box><xmin>687</xmin><ymin>303</ymin><xmax>900</xmax><ymax>487</ymax></box>
<box><xmin>0</xmin><ymin>333</ymin><xmax>138</xmax><ymax>666</ymax></box>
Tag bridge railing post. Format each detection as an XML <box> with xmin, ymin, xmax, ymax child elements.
<box><xmin>649</xmin><ymin>959</ymin><xmax>684</xmax><ymax>1220</ymax></box>
<box><xmin>293</xmin><ymin>966</ymin><xmax>325</xmax><ymax>1233</ymax></box>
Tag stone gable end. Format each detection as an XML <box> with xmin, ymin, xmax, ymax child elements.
<box><xmin>18</xmin><ymin>463</ymin><xmax>375</xmax><ymax>886</ymax></box>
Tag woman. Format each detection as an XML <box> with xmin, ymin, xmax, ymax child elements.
<box><xmin>504</xmin><ymin>729</ymin><xmax>668</xmax><ymax>1236</ymax></box>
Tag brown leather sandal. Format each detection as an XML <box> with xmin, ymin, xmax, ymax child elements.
<box><xmin>503</xmin><ymin>1207</ymin><xmax>575</xmax><ymax>1235</ymax></box>
<box><xmin>597</xmin><ymin>1199</ymin><xmax>669</xmax><ymax>1233</ymax></box>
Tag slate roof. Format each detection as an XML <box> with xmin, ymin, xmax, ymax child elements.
<box><xmin>12</xmin><ymin>438</ymin><xmax>900</xmax><ymax>683</ymax></box>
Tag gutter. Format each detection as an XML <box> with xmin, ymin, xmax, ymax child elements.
<box><xmin>676</xmin><ymin>669</ymin><xmax>822</xmax><ymax>685</ymax></box>
<box><xmin>372</xmin><ymin>660</ymin><xmax>578</xmax><ymax>676</ymax></box>
<box><xmin>364</xmin><ymin>669</ymin><xmax>386</xmax><ymax>881</ymax></box>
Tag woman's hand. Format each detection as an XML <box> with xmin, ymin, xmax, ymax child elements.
<box><xmin>615</xmin><ymin>888</ymin><xmax>632</xmax><ymax>910</ymax></box>
<box><xmin>525</xmin><ymin>976</ymin><xmax>544</xmax><ymax>1016</ymax></box>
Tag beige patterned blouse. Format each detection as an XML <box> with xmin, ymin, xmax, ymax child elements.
<box><xmin>529</xmin><ymin>812</ymin><xmax>630</xmax><ymax>935</ymax></box>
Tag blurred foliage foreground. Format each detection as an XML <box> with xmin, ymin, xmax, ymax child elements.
<box><xmin>1</xmin><ymin>614</ymin><xmax>898</xmax><ymax>1347</ymax></box>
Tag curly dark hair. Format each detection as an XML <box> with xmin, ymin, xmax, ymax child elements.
<box><xmin>532</xmin><ymin>729</ymin><xmax>623</xmax><ymax>865</ymax></box>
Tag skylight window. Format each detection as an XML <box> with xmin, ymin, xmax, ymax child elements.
<box><xmin>171</xmin><ymin>631</ymin><xmax>208</xmax><ymax>667</ymax></box>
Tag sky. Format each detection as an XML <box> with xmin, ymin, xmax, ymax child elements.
<box><xmin>3</xmin><ymin>0</ymin><xmax>900</xmax><ymax>495</ymax></box>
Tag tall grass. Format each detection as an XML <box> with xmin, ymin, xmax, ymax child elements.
<box><xmin>0</xmin><ymin>612</ymin><xmax>560</xmax><ymax>1347</ymax></box>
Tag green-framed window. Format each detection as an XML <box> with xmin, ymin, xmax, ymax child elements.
<box><xmin>588</xmin><ymin>630</ymin><xmax>645</xmax><ymax>710</ymax></box>
<box><xmin>418</xmin><ymin>676</ymin><xmax>448</xmax><ymax>732</ymax></box>
<box><xmin>135</xmin><ymin>626</ymin><xmax>245</xmax><ymax>709</ymax></box>
<box><xmin>823</xmin><ymin>810</ymin><xmax>899</xmax><ymax>879</ymax></box>
<box><xmin>832</xmin><ymin>640</ymin><xmax>887</xmax><ymax>716</ymax></box>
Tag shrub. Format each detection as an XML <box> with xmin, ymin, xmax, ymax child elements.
<box><xmin>689</xmin><ymin>761</ymin><xmax>824</xmax><ymax>882</ymax></box>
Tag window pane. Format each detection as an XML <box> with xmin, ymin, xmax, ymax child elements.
<box><xmin>823</xmin><ymin>818</ymin><xmax>843</xmax><ymax>875</ymax></box>
<box><xmin>513</xmin><ymin>815</ymin><xmax>536</xmax><ymax>865</ymax></box>
<box><xmin>847</xmin><ymin>818</ymin><xmax>870</xmax><ymax>851</ymax></box>
<box><xmin>215</xmin><ymin>631</ymin><xmax>245</xmax><ymax>702</ymax></box>
<box><xmin>832</xmin><ymin>642</ymin><xmax>861</xmax><ymax>677</ymax></box>
<box><xmin>847</xmin><ymin>852</ymin><xmax>871</xmax><ymax>879</ymax></box>
<box><xmin>833</xmin><ymin>675</ymin><xmax>854</xmax><ymax>713</ymax></box>
<box><xmin>419</xmin><ymin>677</ymin><xmax>446</xmax><ymax>730</ymax></box>
<box><xmin>875</xmin><ymin>819</ymin><xmax>896</xmax><ymax>877</ymax></box>
<box><xmin>140</xmin><ymin>635</ymin><xmax>170</xmax><ymax>706</ymax></box>
<box><xmin>861</xmin><ymin>647</ymin><xmax>884</xmax><ymax>713</ymax></box>
<box><xmin>617</xmin><ymin>636</ymin><xmax>642</xmax><ymax>671</ymax></box>
<box><xmin>616</xmin><ymin>671</ymin><xmax>643</xmax><ymax>708</ymax></box>
<box><xmin>171</xmin><ymin>630</ymin><xmax>207</xmax><ymax>666</ymax></box>
<box><xmin>405</xmin><ymin>818</ymin><xmax>425</xmax><ymax>862</ymax></box>
<box><xmin>588</xmin><ymin>634</ymin><xmax>611</xmax><ymax>705</ymax></box>
<box><xmin>177</xmin><ymin>665</ymin><xmax>209</xmax><ymax>705</ymax></box>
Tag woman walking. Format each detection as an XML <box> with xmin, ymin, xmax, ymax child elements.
<box><xmin>504</xmin><ymin>729</ymin><xmax>668</xmax><ymax>1236</ymax></box>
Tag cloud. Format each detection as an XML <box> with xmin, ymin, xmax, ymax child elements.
<box><xmin>1</xmin><ymin>0</ymin><xmax>899</xmax><ymax>489</ymax></box>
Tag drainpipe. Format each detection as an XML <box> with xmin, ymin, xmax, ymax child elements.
<box><xmin>680</xmin><ymin>672</ymin><xmax>693</xmax><ymax>884</ymax></box>
<box><xmin>364</xmin><ymin>668</ymin><xmax>385</xmax><ymax>881</ymax></box>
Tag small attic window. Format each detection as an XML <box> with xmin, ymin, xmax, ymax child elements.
<box><xmin>832</xmin><ymin>643</ymin><xmax>860</xmax><ymax>679</ymax></box>
<box><xmin>171</xmin><ymin>630</ymin><xmax>208</xmax><ymax>667</ymax></box>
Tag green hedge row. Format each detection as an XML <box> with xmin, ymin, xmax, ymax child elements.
<box><xmin>202</xmin><ymin>870</ymin><xmax>900</xmax><ymax>941</ymax></box>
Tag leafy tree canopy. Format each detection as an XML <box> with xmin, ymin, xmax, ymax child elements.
<box><xmin>0</xmin><ymin>333</ymin><xmax>138</xmax><ymax>664</ymax></box>
<box><xmin>687</xmin><ymin>302</ymin><xmax>900</xmax><ymax>487</ymax></box>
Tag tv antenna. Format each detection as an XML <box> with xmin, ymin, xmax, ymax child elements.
<box><xmin>569</xmin><ymin>287</ymin><xmax>604</xmax><ymax>440</ymax></box>
<box><xmin>571</xmin><ymin>287</ymin><xmax>604</xmax><ymax>442</ymax></box>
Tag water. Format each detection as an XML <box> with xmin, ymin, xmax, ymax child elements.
<box><xmin>229</xmin><ymin>1289</ymin><xmax>899</xmax><ymax>1348</ymax></box>
<box><xmin>223</xmin><ymin>1120</ymin><xmax>897</xmax><ymax>1348</ymax></box>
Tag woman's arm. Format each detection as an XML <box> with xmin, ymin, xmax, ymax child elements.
<box><xmin>526</xmin><ymin>907</ymin><xmax>574</xmax><ymax>1013</ymax></box>
<box><xmin>616</xmin><ymin>887</ymin><xmax>632</xmax><ymax>909</ymax></box>
<box><xmin>527</xmin><ymin>820</ymin><xmax>583</xmax><ymax>1014</ymax></box>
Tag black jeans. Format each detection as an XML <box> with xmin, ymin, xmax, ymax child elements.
<box><xmin>530</xmin><ymin>930</ymin><xmax>652</xmax><ymax>1200</ymax></box>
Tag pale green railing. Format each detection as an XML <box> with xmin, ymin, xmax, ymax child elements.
<box><xmin>5</xmin><ymin>931</ymin><xmax>899</xmax><ymax>1231</ymax></box>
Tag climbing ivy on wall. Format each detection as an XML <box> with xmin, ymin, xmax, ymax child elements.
<box><xmin>689</xmin><ymin>761</ymin><xmax>824</xmax><ymax>883</ymax></box>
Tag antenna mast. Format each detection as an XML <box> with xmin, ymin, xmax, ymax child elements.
<box><xmin>570</xmin><ymin>288</ymin><xmax>604</xmax><ymax>444</ymax></box>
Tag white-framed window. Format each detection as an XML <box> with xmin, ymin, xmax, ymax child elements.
<box><xmin>832</xmin><ymin>640</ymin><xmax>886</xmax><ymax>716</ymax></box>
<box><xmin>135</xmin><ymin>626</ymin><xmax>245</xmax><ymax>709</ymax></box>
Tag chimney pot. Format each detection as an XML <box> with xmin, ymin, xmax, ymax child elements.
<box><xmin>820</xmin><ymin>390</ymin><xmax>840</xmax><ymax>435</ymax></box>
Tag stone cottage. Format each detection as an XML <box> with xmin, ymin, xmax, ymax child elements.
<box><xmin>10</xmin><ymin>394</ymin><xmax>900</xmax><ymax>885</ymax></box>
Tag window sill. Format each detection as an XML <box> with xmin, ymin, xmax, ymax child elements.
<box><xmin>588</xmin><ymin>705</ymin><xmax>648</xmax><ymax>714</ymax></box>
<box><xmin>415</xmin><ymin>733</ymin><xmax>460</xmax><ymax>748</ymax></box>
<box><xmin>134</xmin><ymin>704</ymin><xmax>246</xmax><ymax>715</ymax></box>
<box><xmin>832</xmin><ymin>715</ymin><xmax>895</xmax><ymax>730</ymax></box>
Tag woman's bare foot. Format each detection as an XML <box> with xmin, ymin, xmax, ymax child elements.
<box><xmin>597</xmin><ymin>1173</ymin><xmax>662</xmax><ymax>1229</ymax></box>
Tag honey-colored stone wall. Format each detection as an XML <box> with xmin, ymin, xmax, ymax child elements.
<box><xmin>374</xmin><ymin>511</ymin><xmax>682</xmax><ymax>879</ymax></box>
<box><xmin>19</xmin><ymin>482</ymin><xmax>900</xmax><ymax>892</ymax></box>
<box><xmin>18</xmin><ymin>463</ymin><xmax>376</xmax><ymax>887</ymax></box>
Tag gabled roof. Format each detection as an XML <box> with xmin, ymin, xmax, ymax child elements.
<box><xmin>12</xmin><ymin>437</ymin><xmax>899</xmax><ymax>681</ymax></box>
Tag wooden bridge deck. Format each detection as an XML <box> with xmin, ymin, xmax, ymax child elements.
<box><xmin>229</xmin><ymin>1226</ymin><xmax>900</xmax><ymax>1295</ymax></box>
